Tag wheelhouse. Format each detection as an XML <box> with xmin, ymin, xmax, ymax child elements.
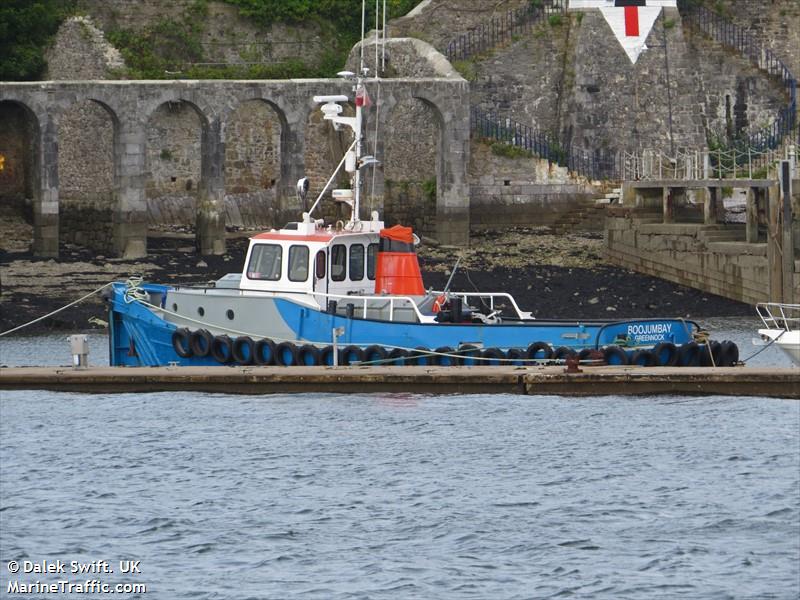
<box><xmin>240</xmin><ymin>219</ymin><xmax>383</xmax><ymax>304</ymax></box>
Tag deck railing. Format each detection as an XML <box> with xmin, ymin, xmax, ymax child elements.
<box><xmin>757</xmin><ymin>303</ymin><xmax>800</xmax><ymax>332</ymax></box>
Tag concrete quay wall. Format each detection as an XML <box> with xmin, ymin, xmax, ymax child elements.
<box><xmin>605</xmin><ymin>212</ymin><xmax>799</xmax><ymax>306</ymax></box>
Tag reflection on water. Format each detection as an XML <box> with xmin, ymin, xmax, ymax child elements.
<box><xmin>0</xmin><ymin>317</ymin><xmax>794</xmax><ymax>367</ymax></box>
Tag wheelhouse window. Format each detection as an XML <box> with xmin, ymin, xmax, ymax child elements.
<box><xmin>288</xmin><ymin>245</ymin><xmax>309</xmax><ymax>282</ymax></box>
<box><xmin>315</xmin><ymin>250</ymin><xmax>326</xmax><ymax>280</ymax></box>
<box><xmin>331</xmin><ymin>244</ymin><xmax>346</xmax><ymax>281</ymax></box>
<box><xmin>367</xmin><ymin>243</ymin><xmax>378</xmax><ymax>280</ymax></box>
<box><xmin>246</xmin><ymin>244</ymin><xmax>282</xmax><ymax>281</ymax></box>
<box><xmin>349</xmin><ymin>244</ymin><xmax>365</xmax><ymax>281</ymax></box>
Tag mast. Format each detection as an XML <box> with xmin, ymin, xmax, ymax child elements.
<box><xmin>308</xmin><ymin>0</ymin><xmax>378</xmax><ymax>227</ymax></box>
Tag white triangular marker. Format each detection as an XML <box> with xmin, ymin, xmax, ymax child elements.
<box><xmin>599</xmin><ymin>6</ymin><xmax>663</xmax><ymax>64</ymax></box>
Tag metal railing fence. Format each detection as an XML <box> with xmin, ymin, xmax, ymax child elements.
<box><xmin>445</xmin><ymin>1</ymin><xmax>567</xmax><ymax>63</ymax></box>
<box><xmin>679</xmin><ymin>1</ymin><xmax>797</xmax><ymax>151</ymax></box>
<box><xmin>471</xmin><ymin>107</ymin><xmax>619</xmax><ymax>181</ymax></box>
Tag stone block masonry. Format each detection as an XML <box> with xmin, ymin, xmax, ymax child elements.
<box><xmin>0</xmin><ymin>78</ymin><xmax>470</xmax><ymax>257</ymax></box>
<box><xmin>468</xmin><ymin>140</ymin><xmax>596</xmax><ymax>229</ymax></box>
<box><xmin>605</xmin><ymin>179</ymin><xmax>800</xmax><ymax>305</ymax></box>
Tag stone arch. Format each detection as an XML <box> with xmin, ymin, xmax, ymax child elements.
<box><xmin>222</xmin><ymin>98</ymin><xmax>285</xmax><ymax>229</ymax></box>
<box><xmin>57</xmin><ymin>98</ymin><xmax>119</xmax><ymax>253</ymax></box>
<box><xmin>0</xmin><ymin>100</ymin><xmax>40</xmax><ymax>209</ymax></box>
<box><xmin>303</xmin><ymin>101</ymin><xmax>356</xmax><ymax>223</ymax></box>
<box><xmin>0</xmin><ymin>100</ymin><xmax>41</xmax><ymax>252</ymax></box>
<box><xmin>144</xmin><ymin>99</ymin><xmax>210</xmax><ymax>231</ymax></box>
<box><xmin>382</xmin><ymin>94</ymin><xmax>442</xmax><ymax>237</ymax></box>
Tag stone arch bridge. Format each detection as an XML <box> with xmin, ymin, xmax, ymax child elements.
<box><xmin>0</xmin><ymin>79</ymin><xmax>469</xmax><ymax>257</ymax></box>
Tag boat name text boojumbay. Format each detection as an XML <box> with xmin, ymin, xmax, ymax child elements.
<box><xmin>627</xmin><ymin>323</ymin><xmax>672</xmax><ymax>342</ymax></box>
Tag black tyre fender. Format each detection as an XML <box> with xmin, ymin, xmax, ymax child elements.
<box><xmin>577</xmin><ymin>348</ymin><xmax>594</xmax><ymax>363</ymax></box>
<box><xmin>630</xmin><ymin>349</ymin><xmax>657</xmax><ymax>367</ymax></box>
<box><xmin>275</xmin><ymin>341</ymin><xmax>299</xmax><ymax>366</ymax></box>
<box><xmin>190</xmin><ymin>329</ymin><xmax>213</xmax><ymax>358</ymax></box>
<box><xmin>458</xmin><ymin>344</ymin><xmax>482</xmax><ymax>366</ymax></box>
<box><xmin>700</xmin><ymin>340</ymin><xmax>722</xmax><ymax>367</ymax></box>
<box><xmin>678</xmin><ymin>341</ymin><xmax>701</xmax><ymax>367</ymax></box>
<box><xmin>603</xmin><ymin>345</ymin><xmax>629</xmax><ymax>366</ymax></box>
<box><xmin>319</xmin><ymin>346</ymin><xmax>336</xmax><ymax>366</ymax></box>
<box><xmin>651</xmin><ymin>342</ymin><xmax>678</xmax><ymax>367</ymax></box>
<box><xmin>718</xmin><ymin>340</ymin><xmax>739</xmax><ymax>367</ymax></box>
<box><xmin>408</xmin><ymin>346</ymin><xmax>433</xmax><ymax>366</ymax></box>
<box><xmin>340</xmin><ymin>345</ymin><xmax>365</xmax><ymax>366</ymax></box>
<box><xmin>387</xmin><ymin>347</ymin><xmax>408</xmax><ymax>366</ymax></box>
<box><xmin>526</xmin><ymin>341</ymin><xmax>553</xmax><ymax>361</ymax></box>
<box><xmin>363</xmin><ymin>345</ymin><xmax>388</xmax><ymax>365</ymax></box>
<box><xmin>297</xmin><ymin>344</ymin><xmax>321</xmax><ymax>366</ymax></box>
<box><xmin>211</xmin><ymin>334</ymin><xmax>234</xmax><ymax>363</ymax></box>
<box><xmin>506</xmin><ymin>347</ymin><xmax>526</xmax><ymax>366</ymax></box>
<box><xmin>481</xmin><ymin>347</ymin><xmax>505</xmax><ymax>366</ymax></box>
<box><xmin>254</xmin><ymin>338</ymin><xmax>276</xmax><ymax>366</ymax></box>
<box><xmin>433</xmin><ymin>346</ymin><xmax>458</xmax><ymax>366</ymax></box>
<box><xmin>553</xmin><ymin>346</ymin><xmax>576</xmax><ymax>361</ymax></box>
<box><xmin>232</xmin><ymin>336</ymin><xmax>255</xmax><ymax>365</ymax></box>
<box><xmin>172</xmin><ymin>327</ymin><xmax>193</xmax><ymax>358</ymax></box>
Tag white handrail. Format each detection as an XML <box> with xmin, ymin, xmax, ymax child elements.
<box><xmin>306</xmin><ymin>290</ymin><xmax>434</xmax><ymax>323</ymax></box>
<box><xmin>433</xmin><ymin>290</ymin><xmax>533</xmax><ymax>320</ymax></box>
<box><xmin>756</xmin><ymin>302</ymin><xmax>800</xmax><ymax>331</ymax></box>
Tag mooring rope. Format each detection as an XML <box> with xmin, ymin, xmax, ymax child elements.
<box><xmin>737</xmin><ymin>330</ymin><xmax>786</xmax><ymax>364</ymax></box>
<box><xmin>0</xmin><ymin>281</ymin><xmax>115</xmax><ymax>338</ymax></box>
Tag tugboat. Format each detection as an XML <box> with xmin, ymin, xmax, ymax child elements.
<box><xmin>106</xmin><ymin>61</ymin><xmax>735</xmax><ymax>368</ymax></box>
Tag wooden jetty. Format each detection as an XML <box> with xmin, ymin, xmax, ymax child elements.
<box><xmin>1</xmin><ymin>366</ymin><xmax>797</xmax><ymax>398</ymax></box>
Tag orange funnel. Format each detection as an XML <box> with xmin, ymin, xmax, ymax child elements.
<box><xmin>374</xmin><ymin>225</ymin><xmax>425</xmax><ymax>296</ymax></box>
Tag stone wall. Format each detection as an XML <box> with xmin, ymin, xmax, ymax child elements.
<box><xmin>388</xmin><ymin>0</ymin><xmax>530</xmax><ymax>52</ymax></box>
<box><xmin>383</xmin><ymin>98</ymin><xmax>439</xmax><ymax>237</ymax></box>
<box><xmin>145</xmin><ymin>101</ymin><xmax>203</xmax><ymax>226</ymax></box>
<box><xmin>44</xmin><ymin>16</ymin><xmax>125</xmax><ymax>80</ymax></box>
<box><xmin>469</xmin><ymin>139</ymin><xmax>595</xmax><ymax>229</ymax></box>
<box><xmin>605</xmin><ymin>181</ymin><xmax>800</xmax><ymax>306</ymax></box>
<box><xmin>396</xmin><ymin>1</ymin><xmax>795</xmax><ymax>160</ymax></box>
<box><xmin>57</xmin><ymin>101</ymin><xmax>116</xmax><ymax>252</ymax></box>
<box><xmin>683</xmin><ymin>18</ymin><xmax>793</xmax><ymax>146</ymax></box>
<box><xmin>75</xmin><ymin>0</ymin><xmax>328</xmax><ymax>67</ymax></box>
<box><xmin>710</xmin><ymin>0</ymin><xmax>800</xmax><ymax>79</ymax></box>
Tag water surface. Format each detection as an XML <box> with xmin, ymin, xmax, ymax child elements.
<box><xmin>1</xmin><ymin>392</ymin><xmax>798</xmax><ymax>599</ymax></box>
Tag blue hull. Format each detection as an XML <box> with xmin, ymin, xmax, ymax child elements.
<box><xmin>107</xmin><ymin>282</ymin><xmax>700</xmax><ymax>367</ymax></box>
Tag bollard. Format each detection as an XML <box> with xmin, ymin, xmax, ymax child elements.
<box><xmin>68</xmin><ymin>334</ymin><xmax>89</xmax><ymax>369</ymax></box>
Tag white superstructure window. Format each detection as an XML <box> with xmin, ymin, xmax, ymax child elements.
<box><xmin>247</xmin><ymin>244</ymin><xmax>282</xmax><ymax>281</ymax></box>
<box><xmin>288</xmin><ymin>245</ymin><xmax>310</xmax><ymax>282</ymax></box>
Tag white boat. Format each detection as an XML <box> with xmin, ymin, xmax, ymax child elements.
<box><xmin>756</xmin><ymin>303</ymin><xmax>800</xmax><ymax>365</ymax></box>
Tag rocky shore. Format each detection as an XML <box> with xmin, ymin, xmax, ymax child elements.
<box><xmin>0</xmin><ymin>216</ymin><xmax>753</xmax><ymax>337</ymax></box>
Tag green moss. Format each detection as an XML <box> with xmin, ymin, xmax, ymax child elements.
<box><xmin>422</xmin><ymin>177</ymin><xmax>436</xmax><ymax>202</ymax></box>
<box><xmin>452</xmin><ymin>59</ymin><xmax>477</xmax><ymax>82</ymax></box>
<box><xmin>490</xmin><ymin>142</ymin><xmax>533</xmax><ymax>159</ymax></box>
<box><xmin>548</xmin><ymin>14</ymin><xmax>562</xmax><ymax>27</ymax></box>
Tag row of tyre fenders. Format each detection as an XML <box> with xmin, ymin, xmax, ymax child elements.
<box><xmin>171</xmin><ymin>328</ymin><xmax>740</xmax><ymax>367</ymax></box>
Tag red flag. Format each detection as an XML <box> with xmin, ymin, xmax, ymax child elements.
<box><xmin>355</xmin><ymin>85</ymin><xmax>372</xmax><ymax>108</ymax></box>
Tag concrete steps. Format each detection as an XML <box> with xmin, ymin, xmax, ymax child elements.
<box><xmin>550</xmin><ymin>187</ymin><xmax>621</xmax><ymax>234</ymax></box>
<box><xmin>699</xmin><ymin>225</ymin><xmax>746</xmax><ymax>243</ymax></box>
